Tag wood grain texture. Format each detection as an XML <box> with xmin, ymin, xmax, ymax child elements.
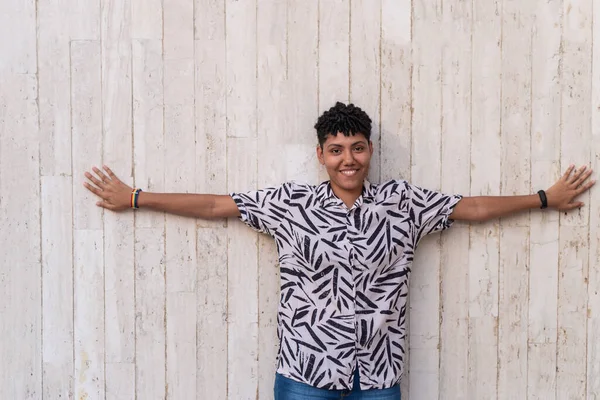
<box><xmin>42</xmin><ymin>176</ymin><xmax>74</xmax><ymax>400</ymax></box>
<box><xmin>227</xmin><ymin>137</ymin><xmax>259</xmax><ymax>399</ymax></box>
<box><xmin>409</xmin><ymin>1</ymin><xmax>443</xmax><ymax>399</ymax></box>
<box><xmin>439</xmin><ymin>1</ymin><xmax>472</xmax><ymax>398</ymax></box>
<box><xmin>256</xmin><ymin>1</ymin><xmax>287</xmax><ymax>397</ymax></box>
<box><xmin>0</xmin><ymin>72</ymin><xmax>41</xmax><ymax>399</ymax></box>
<box><xmin>469</xmin><ymin>1</ymin><xmax>501</xmax><ymax>398</ymax></box>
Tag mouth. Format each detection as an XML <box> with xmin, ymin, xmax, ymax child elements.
<box><xmin>339</xmin><ymin>169</ymin><xmax>360</xmax><ymax>177</ymax></box>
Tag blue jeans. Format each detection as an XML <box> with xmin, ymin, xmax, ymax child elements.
<box><xmin>274</xmin><ymin>369</ymin><xmax>401</xmax><ymax>400</ymax></box>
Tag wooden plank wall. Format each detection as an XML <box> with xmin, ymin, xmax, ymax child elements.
<box><xmin>1</xmin><ymin>0</ymin><xmax>599</xmax><ymax>399</ymax></box>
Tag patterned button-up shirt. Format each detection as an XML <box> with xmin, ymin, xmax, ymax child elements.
<box><xmin>231</xmin><ymin>179</ymin><xmax>462</xmax><ymax>390</ymax></box>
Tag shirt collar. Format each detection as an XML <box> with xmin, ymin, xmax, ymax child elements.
<box><xmin>317</xmin><ymin>180</ymin><xmax>376</xmax><ymax>208</ymax></box>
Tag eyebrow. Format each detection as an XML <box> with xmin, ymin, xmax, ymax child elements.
<box><xmin>327</xmin><ymin>141</ymin><xmax>367</xmax><ymax>149</ymax></box>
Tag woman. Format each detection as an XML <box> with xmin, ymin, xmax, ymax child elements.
<box><xmin>85</xmin><ymin>102</ymin><xmax>594</xmax><ymax>400</ymax></box>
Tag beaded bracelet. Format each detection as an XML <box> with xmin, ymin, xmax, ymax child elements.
<box><xmin>131</xmin><ymin>188</ymin><xmax>142</xmax><ymax>209</ymax></box>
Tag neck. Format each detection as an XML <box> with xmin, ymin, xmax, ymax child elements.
<box><xmin>331</xmin><ymin>181</ymin><xmax>363</xmax><ymax>208</ymax></box>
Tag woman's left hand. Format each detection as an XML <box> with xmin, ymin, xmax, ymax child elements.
<box><xmin>545</xmin><ymin>165</ymin><xmax>595</xmax><ymax>211</ymax></box>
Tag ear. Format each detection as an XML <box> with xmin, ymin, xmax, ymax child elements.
<box><xmin>316</xmin><ymin>145</ymin><xmax>325</xmax><ymax>165</ymax></box>
<box><xmin>369</xmin><ymin>140</ymin><xmax>374</xmax><ymax>155</ymax></box>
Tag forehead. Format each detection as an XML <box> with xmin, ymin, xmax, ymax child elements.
<box><xmin>324</xmin><ymin>132</ymin><xmax>369</xmax><ymax>146</ymax></box>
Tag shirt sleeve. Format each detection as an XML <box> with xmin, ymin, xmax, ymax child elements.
<box><xmin>229</xmin><ymin>182</ymin><xmax>293</xmax><ymax>236</ymax></box>
<box><xmin>405</xmin><ymin>182</ymin><xmax>463</xmax><ymax>241</ymax></box>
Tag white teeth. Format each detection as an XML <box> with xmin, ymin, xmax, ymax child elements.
<box><xmin>341</xmin><ymin>170</ymin><xmax>358</xmax><ymax>176</ymax></box>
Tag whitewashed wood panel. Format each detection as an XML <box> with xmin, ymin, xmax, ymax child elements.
<box><xmin>350</xmin><ymin>0</ymin><xmax>381</xmax><ymax>183</ymax></box>
<box><xmin>38</xmin><ymin>0</ymin><xmax>72</xmax><ymax>176</ymax></box>
<box><xmin>2</xmin><ymin>2</ymin><xmax>600</xmax><ymax>400</ymax></box>
<box><xmin>132</xmin><ymin>0</ymin><xmax>162</xmax><ymax>39</ymax></box>
<box><xmin>227</xmin><ymin>137</ymin><xmax>259</xmax><ymax>399</ymax></box>
<box><xmin>226</xmin><ymin>0</ymin><xmax>257</xmax><ymax>138</ymax></box>
<box><xmin>164</xmin><ymin>1</ymin><xmax>197</xmax><ymax>398</ymax></box>
<box><xmin>74</xmin><ymin>229</ymin><xmax>105</xmax><ymax>400</ymax></box>
<box><xmin>588</xmin><ymin>1</ymin><xmax>600</xmax><ymax>396</ymax></box>
<box><xmin>0</xmin><ymin>72</ymin><xmax>41</xmax><ymax>399</ymax></box>
<box><xmin>528</xmin><ymin>0</ymin><xmax>562</xmax><ymax>398</ymax></box>
<box><xmin>256</xmin><ymin>1</ymin><xmax>287</xmax><ymax>398</ymax></box>
<box><xmin>135</xmin><ymin>228</ymin><xmax>166</xmax><ymax>400</ymax></box>
<box><xmin>197</xmin><ymin>228</ymin><xmax>228</xmax><ymax>400</ymax></box>
<box><xmin>557</xmin><ymin>1</ymin><xmax>593</xmax><ymax>399</ymax></box>
<box><xmin>439</xmin><ymin>1</ymin><xmax>471</xmax><ymax>398</ymax></box>
<box><xmin>497</xmin><ymin>2</ymin><xmax>533</xmax><ymax>399</ymax></box>
<box><xmin>41</xmin><ymin>176</ymin><xmax>74</xmax><ymax>400</ymax></box>
<box><xmin>133</xmin><ymin>39</ymin><xmax>165</xmax><ymax>229</ymax></box>
<box><xmin>102</xmin><ymin>4</ymin><xmax>135</xmax><ymax>386</ymax></box>
<box><xmin>0</xmin><ymin>0</ymin><xmax>36</xmax><ymax>73</ymax></box>
<box><xmin>409</xmin><ymin>1</ymin><xmax>443</xmax><ymax>399</ymax></box>
<box><xmin>317</xmin><ymin>0</ymin><xmax>349</xmax><ymax>183</ymax></box>
<box><xmin>195</xmin><ymin>0</ymin><xmax>227</xmax><ymax>229</ymax></box>
<box><xmin>469</xmin><ymin>1</ymin><xmax>501</xmax><ymax>399</ymax></box>
<box><xmin>71</xmin><ymin>40</ymin><xmax>103</xmax><ymax>231</ymax></box>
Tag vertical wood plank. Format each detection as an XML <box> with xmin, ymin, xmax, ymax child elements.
<box><xmin>72</xmin><ymin>40</ymin><xmax>103</xmax><ymax>231</ymax></box>
<box><xmin>380</xmin><ymin>0</ymin><xmax>411</xmax><ymax>182</ymax></box>
<box><xmin>0</xmin><ymin>73</ymin><xmax>41</xmax><ymax>399</ymax></box>
<box><xmin>133</xmin><ymin>39</ymin><xmax>165</xmax><ymax>229</ymax></box>
<box><xmin>287</xmin><ymin>1</ymin><xmax>319</xmax><ymax>182</ymax></box>
<box><xmin>71</xmin><ymin>0</ymin><xmax>101</xmax><ymax>40</ymax></box>
<box><xmin>132</xmin><ymin>0</ymin><xmax>162</xmax><ymax>39</ymax></box>
<box><xmin>0</xmin><ymin>0</ymin><xmax>36</xmax><ymax>73</ymax></box>
<box><xmin>41</xmin><ymin>176</ymin><xmax>74</xmax><ymax>400</ymax></box>
<box><xmin>318</xmin><ymin>0</ymin><xmax>350</xmax><ymax>112</ymax></box>
<box><xmin>588</xmin><ymin>0</ymin><xmax>600</xmax><ymax>395</ymax></box>
<box><xmin>74</xmin><ymin>230</ymin><xmax>105</xmax><ymax>400</ymax></box>
<box><xmin>106</xmin><ymin>363</ymin><xmax>135</xmax><ymax>400</ymax></box>
<box><xmin>197</xmin><ymin>228</ymin><xmax>228</xmax><ymax>400</ymax></box>
<box><xmin>557</xmin><ymin>1</ymin><xmax>592</xmax><ymax>398</ymax></box>
<box><xmin>195</xmin><ymin>0</ymin><xmax>227</xmax><ymax>229</ymax></box>
<box><xmin>318</xmin><ymin>0</ymin><xmax>349</xmax><ymax>183</ymax></box>
<box><xmin>71</xmin><ymin>39</ymin><xmax>104</xmax><ymax>400</ymax></box>
<box><xmin>256</xmin><ymin>1</ymin><xmax>287</xmax><ymax>398</ymax></box>
<box><xmin>135</xmin><ymin>228</ymin><xmax>166</xmax><ymax>400</ymax></box>
<box><xmin>226</xmin><ymin>0</ymin><xmax>257</xmax><ymax>138</ymax></box>
<box><xmin>380</xmin><ymin>1</ymin><xmax>411</xmax><ymax>395</ymax></box>
<box><xmin>38</xmin><ymin>0</ymin><xmax>72</xmax><ymax>176</ymax></box>
<box><xmin>350</xmin><ymin>0</ymin><xmax>381</xmax><ymax>182</ymax></box>
<box><xmin>469</xmin><ymin>1</ymin><xmax>501</xmax><ymax>399</ymax></box>
<box><xmin>528</xmin><ymin>0</ymin><xmax>562</xmax><ymax>397</ymax></box>
<box><xmin>498</xmin><ymin>2</ymin><xmax>533</xmax><ymax>398</ymax></box>
<box><xmin>101</xmin><ymin>5</ymin><xmax>135</xmax><ymax>390</ymax></box>
<box><xmin>439</xmin><ymin>1</ymin><xmax>472</xmax><ymax>398</ymax></box>
<box><xmin>410</xmin><ymin>1</ymin><xmax>443</xmax><ymax>399</ymax></box>
<box><xmin>227</xmin><ymin>138</ymin><xmax>259</xmax><ymax>399</ymax></box>
<box><xmin>164</xmin><ymin>0</ymin><xmax>197</xmax><ymax>398</ymax></box>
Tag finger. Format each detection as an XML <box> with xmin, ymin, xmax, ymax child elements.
<box><xmin>85</xmin><ymin>171</ymin><xmax>106</xmax><ymax>189</ymax></box>
<box><xmin>561</xmin><ymin>164</ymin><xmax>575</xmax><ymax>181</ymax></box>
<box><xmin>96</xmin><ymin>200</ymin><xmax>116</xmax><ymax>210</ymax></box>
<box><xmin>84</xmin><ymin>182</ymin><xmax>105</xmax><ymax>197</ymax></box>
<box><xmin>570</xmin><ymin>165</ymin><xmax>588</xmax><ymax>184</ymax></box>
<box><xmin>92</xmin><ymin>166</ymin><xmax>111</xmax><ymax>183</ymax></box>
<box><xmin>574</xmin><ymin>169</ymin><xmax>593</xmax><ymax>187</ymax></box>
<box><xmin>576</xmin><ymin>179</ymin><xmax>596</xmax><ymax>194</ymax></box>
<box><xmin>103</xmin><ymin>165</ymin><xmax>120</xmax><ymax>182</ymax></box>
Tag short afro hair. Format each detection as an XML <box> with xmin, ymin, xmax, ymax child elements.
<box><xmin>314</xmin><ymin>102</ymin><xmax>372</xmax><ymax>148</ymax></box>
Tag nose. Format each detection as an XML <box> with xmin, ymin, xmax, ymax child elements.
<box><xmin>342</xmin><ymin>149</ymin><xmax>355</xmax><ymax>165</ymax></box>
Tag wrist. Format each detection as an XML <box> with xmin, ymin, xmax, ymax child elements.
<box><xmin>537</xmin><ymin>190</ymin><xmax>548</xmax><ymax>209</ymax></box>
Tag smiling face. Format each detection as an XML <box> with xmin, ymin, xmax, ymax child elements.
<box><xmin>316</xmin><ymin>132</ymin><xmax>373</xmax><ymax>202</ymax></box>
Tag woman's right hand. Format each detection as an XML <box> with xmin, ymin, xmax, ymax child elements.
<box><xmin>84</xmin><ymin>165</ymin><xmax>134</xmax><ymax>211</ymax></box>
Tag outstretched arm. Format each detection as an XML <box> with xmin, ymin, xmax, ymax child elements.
<box><xmin>84</xmin><ymin>166</ymin><xmax>240</xmax><ymax>219</ymax></box>
<box><xmin>450</xmin><ymin>165</ymin><xmax>595</xmax><ymax>222</ymax></box>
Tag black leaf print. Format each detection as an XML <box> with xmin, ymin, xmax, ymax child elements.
<box><xmin>230</xmin><ymin>179</ymin><xmax>462</xmax><ymax>390</ymax></box>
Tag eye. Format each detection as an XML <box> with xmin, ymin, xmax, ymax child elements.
<box><xmin>331</xmin><ymin>148</ymin><xmax>342</xmax><ymax>154</ymax></box>
<box><xmin>354</xmin><ymin>146</ymin><xmax>364</xmax><ymax>152</ymax></box>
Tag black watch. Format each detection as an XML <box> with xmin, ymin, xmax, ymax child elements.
<box><xmin>537</xmin><ymin>190</ymin><xmax>548</xmax><ymax>209</ymax></box>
